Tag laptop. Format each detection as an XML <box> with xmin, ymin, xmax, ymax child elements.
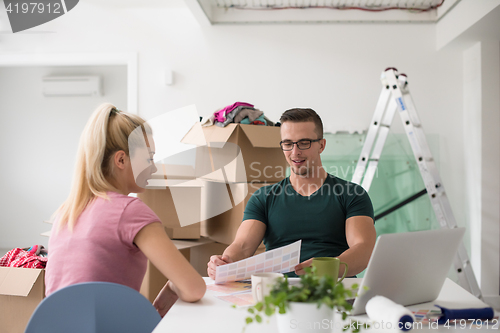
<box><xmin>349</xmin><ymin>228</ymin><xmax>465</xmax><ymax>315</ymax></box>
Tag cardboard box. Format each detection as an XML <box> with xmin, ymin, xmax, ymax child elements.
<box><xmin>140</xmin><ymin>237</ymin><xmax>219</xmax><ymax>302</ymax></box>
<box><xmin>254</xmin><ymin>242</ymin><xmax>266</xmax><ymax>255</ymax></box>
<box><xmin>0</xmin><ymin>267</ymin><xmax>45</xmax><ymax>333</ymax></box>
<box><xmin>200</xmin><ymin>181</ymin><xmax>276</xmax><ymax>245</ymax></box>
<box><xmin>195</xmin><ymin>239</ymin><xmax>266</xmax><ymax>257</ymax></box>
<box><xmin>140</xmin><ymin>248</ymin><xmax>190</xmax><ymax>303</ymax></box>
<box><xmin>138</xmin><ymin>179</ymin><xmax>202</xmax><ymax>239</ymax></box>
<box><xmin>182</xmin><ymin>123</ymin><xmax>288</xmax><ymax>183</ymax></box>
<box><xmin>150</xmin><ymin>163</ymin><xmax>196</xmax><ymax>180</ymax></box>
<box><xmin>189</xmin><ymin>241</ymin><xmax>229</xmax><ymax>277</ymax></box>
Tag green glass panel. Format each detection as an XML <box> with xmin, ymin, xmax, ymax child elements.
<box><xmin>321</xmin><ymin>132</ymin><xmax>441</xmax><ymax>278</ymax></box>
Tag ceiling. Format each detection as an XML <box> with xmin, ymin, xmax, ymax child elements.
<box><xmin>185</xmin><ymin>0</ymin><xmax>460</xmax><ymax>24</ymax></box>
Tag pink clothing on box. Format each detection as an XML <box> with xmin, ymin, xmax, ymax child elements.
<box><xmin>45</xmin><ymin>191</ymin><xmax>160</xmax><ymax>296</ymax></box>
<box><xmin>213</xmin><ymin>102</ymin><xmax>253</xmax><ymax>123</ymax></box>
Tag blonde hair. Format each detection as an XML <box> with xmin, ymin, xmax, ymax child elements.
<box><xmin>55</xmin><ymin>103</ymin><xmax>148</xmax><ymax>231</ymax></box>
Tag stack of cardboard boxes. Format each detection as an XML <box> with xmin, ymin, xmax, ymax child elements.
<box><xmin>179</xmin><ymin>124</ymin><xmax>287</xmax><ymax>264</ymax></box>
<box><xmin>190</xmin><ymin>124</ymin><xmax>287</xmax><ymax>251</ymax></box>
<box><xmin>137</xmin><ymin>166</ymin><xmax>220</xmax><ymax>302</ymax></box>
<box><xmin>140</xmin><ymin>122</ymin><xmax>287</xmax><ymax>246</ymax></box>
<box><xmin>135</xmin><ymin>123</ymin><xmax>288</xmax><ymax>302</ymax></box>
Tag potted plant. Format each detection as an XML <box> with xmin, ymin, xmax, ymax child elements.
<box><xmin>243</xmin><ymin>266</ymin><xmax>368</xmax><ymax>333</ymax></box>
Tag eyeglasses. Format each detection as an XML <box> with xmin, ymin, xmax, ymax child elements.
<box><xmin>280</xmin><ymin>139</ymin><xmax>322</xmax><ymax>151</ymax></box>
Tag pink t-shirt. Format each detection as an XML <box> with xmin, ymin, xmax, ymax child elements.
<box><xmin>45</xmin><ymin>191</ymin><xmax>160</xmax><ymax>296</ymax></box>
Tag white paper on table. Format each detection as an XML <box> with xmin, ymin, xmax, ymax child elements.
<box><xmin>215</xmin><ymin>240</ymin><xmax>302</xmax><ymax>284</ymax></box>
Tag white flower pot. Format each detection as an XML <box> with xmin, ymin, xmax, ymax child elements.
<box><xmin>276</xmin><ymin>302</ymin><xmax>335</xmax><ymax>333</ymax></box>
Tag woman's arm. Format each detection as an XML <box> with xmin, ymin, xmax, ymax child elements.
<box><xmin>134</xmin><ymin>222</ymin><xmax>206</xmax><ymax>313</ymax></box>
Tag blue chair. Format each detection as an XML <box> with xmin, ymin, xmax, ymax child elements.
<box><xmin>25</xmin><ymin>282</ymin><xmax>161</xmax><ymax>333</ymax></box>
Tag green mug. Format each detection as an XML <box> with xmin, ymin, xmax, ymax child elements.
<box><xmin>312</xmin><ymin>257</ymin><xmax>348</xmax><ymax>283</ymax></box>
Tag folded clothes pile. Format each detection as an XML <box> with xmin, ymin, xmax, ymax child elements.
<box><xmin>0</xmin><ymin>245</ymin><xmax>48</xmax><ymax>269</ymax></box>
<box><xmin>203</xmin><ymin>101</ymin><xmax>275</xmax><ymax>127</ymax></box>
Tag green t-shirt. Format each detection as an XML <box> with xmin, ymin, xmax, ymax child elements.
<box><xmin>243</xmin><ymin>174</ymin><xmax>374</xmax><ymax>264</ymax></box>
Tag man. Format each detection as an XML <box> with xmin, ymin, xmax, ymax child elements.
<box><xmin>207</xmin><ymin>108</ymin><xmax>376</xmax><ymax>279</ymax></box>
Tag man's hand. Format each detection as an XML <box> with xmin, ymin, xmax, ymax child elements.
<box><xmin>207</xmin><ymin>255</ymin><xmax>233</xmax><ymax>280</ymax></box>
<box><xmin>206</xmin><ymin>220</ymin><xmax>266</xmax><ymax>279</ymax></box>
<box><xmin>153</xmin><ymin>281</ymin><xmax>179</xmax><ymax>317</ymax></box>
<box><xmin>294</xmin><ymin>258</ymin><xmax>313</xmax><ymax>275</ymax></box>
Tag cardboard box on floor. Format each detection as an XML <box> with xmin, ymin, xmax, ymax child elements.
<box><xmin>182</xmin><ymin>123</ymin><xmax>287</xmax><ymax>183</ymax></box>
<box><xmin>0</xmin><ymin>267</ymin><xmax>45</xmax><ymax>333</ymax></box>
<box><xmin>200</xmin><ymin>180</ymin><xmax>276</xmax><ymax>246</ymax></box>
<box><xmin>138</xmin><ymin>178</ymin><xmax>202</xmax><ymax>239</ymax></box>
<box><xmin>140</xmin><ymin>238</ymin><xmax>227</xmax><ymax>302</ymax></box>
<box><xmin>140</xmin><ymin>248</ymin><xmax>190</xmax><ymax>303</ymax></box>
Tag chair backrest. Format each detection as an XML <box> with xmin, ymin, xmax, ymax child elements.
<box><xmin>25</xmin><ymin>282</ymin><xmax>161</xmax><ymax>333</ymax></box>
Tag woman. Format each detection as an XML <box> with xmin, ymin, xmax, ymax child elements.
<box><xmin>45</xmin><ymin>103</ymin><xmax>206</xmax><ymax>316</ymax></box>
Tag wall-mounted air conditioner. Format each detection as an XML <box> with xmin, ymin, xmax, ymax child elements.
<box><xmin>42</xmin><ymin>76</ymin><xmax>102</xmax><ymax>97</ymax></box>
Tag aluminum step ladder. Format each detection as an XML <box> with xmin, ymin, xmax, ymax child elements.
<box><xmin>352</xmin><ymin>68</ymin><xmax>482</xmax><ymax>299</ymax></box>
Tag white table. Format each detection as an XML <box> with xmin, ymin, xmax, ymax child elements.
<box><xmin>152</xmin><ymin>278</ymin><xmax>496</xmax><ymax>333</ymax></box>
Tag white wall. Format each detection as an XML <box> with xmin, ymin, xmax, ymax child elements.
<box><xmin>438</xmin><ymin>0</ymin><xmax>500</xmax><ymax>306</ymax></box>
<box><xmin>478</xmin><ymin>39</ymin><xmax>500</xmax><ymax>303</ymax></box>
<box><xmin>463</xmin><ymin>42</ymin><xmax>483</xmax><ymax>290</ymax></box>
<box><xmin>0</xmin><ymin>0</ymin><xmax>494</xmax><ymax>297</ymax></box>
<box><xmin>463</xmin><ymin>40</ymin><xmax>500</xmax><ymax>305</ymax></box>
<box><xmin>0</xmin><ymin>66</ymin><xmax>127</xmax><ymax>248</ymax></box>
<box><xmin>436</xmin><ymin>0</ymin><xmax>500</xmax><ymax>50</ymax></box>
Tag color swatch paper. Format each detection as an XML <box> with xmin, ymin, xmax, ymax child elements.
<box><xmin>215</xmin><ymin>240</ymin><xmax>302</xmax><ymax>284</ymax></box>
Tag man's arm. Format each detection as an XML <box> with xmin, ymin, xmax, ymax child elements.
<box><xmin>207</xmin><ymin>219</ymin><xmax>266</xmax><ymax>279</ymax></box>
<box><xmin>337</xmin><ymin>215</ymin><xmax>376</xmax><ymax>276</ymax></box>
<box><xmin>295</xmin><ymin>216</ymin><xmax>376</xmax><ymax>276</ymax></box>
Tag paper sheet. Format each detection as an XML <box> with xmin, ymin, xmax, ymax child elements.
<box><xmin>206</xmin><ymin>280</ymin><xmax>254</xmax><ymax>306</ymax></box>
<box><xmin>215</xmin><ymin>240</ymin><xmax>302</xmax><ymax>284</ymax></box>
<box><xmin>217</xmin><ymin>293</ymin><xmax>255</xmax><ymax>307</ymax></box>
<box><xmin>206</xmin><ymin>281</ymin><xmax>252</xmax><ymax>294</ymax></box>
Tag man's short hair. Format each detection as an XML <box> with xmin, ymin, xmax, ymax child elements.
<box><xmin>280</xmin><ymin>108</ymin><xmax>324</xmax><ymax>139</ymax></box>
